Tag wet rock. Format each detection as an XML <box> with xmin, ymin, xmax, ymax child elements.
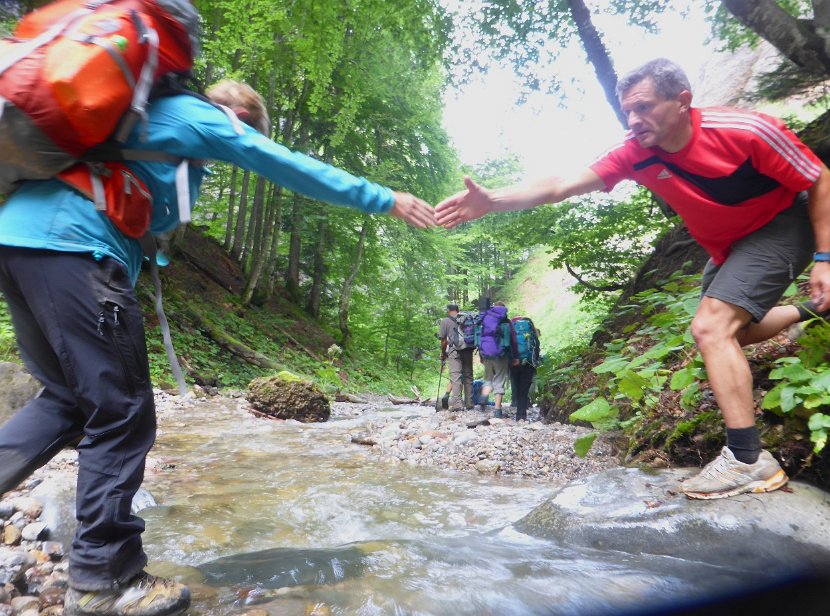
<box><xmin>1</xmin><ymin>526</ymin><xmax>20</xmax><ymax>547</ymax></box>
<box><xmin>0</xmin><ymin>362</ymin><xmax>40</xmax><ymax>424</ymax></box>
<box><xmin>10</xmin><ymin>595</ymin><xmax>38</xmax><ymax>613</ymax></box>
<box><xmin>0</xmin><ymin>548</ymin><xmax>30</xmax><ymax>585</ymax></box>
<box><xmin>0</xmin><ymin>502</ymin><xmax>13</xmax><ymax>520</ymax></box>
<box><xmin>20</xmin><ymin>523</ymin><xmax>48</xmax><ymax>542</ymax></box>
<box><xmin>199</xmin><ymin>545</ymin><xmax>366</xmax><ymax>589</ymax></box>
<box><xmin>516</xmin><ymin>467</ymin><xmax>830</xmax><ymax>573</ymax></box>
<box><xmin>476</xmin><ymin>460</ymin><xmax>501</xmax><ymax>474</ymax></box>
<box><xmin>9</xmin><ymin>498</ymin><xmax>41</xmax><ymax>521</ymax></box>
<box><xmin>41</xmin><ymin>543</ymin><xmax>64</xmax><ymax>563</ymax></box>
<box><xmin>38</xmin><ymin>585</ymin><xmax>65</xmax><ymax>607</ymax></box>
<box><xmin>246</xmin><ymin>375</ymin><xmax>330</xmax><ymax>423</ymax></box>
<box><xmin>350</xmin><ymin>433</ymin><xmax>376</xmax><ymax>446</ymax></box>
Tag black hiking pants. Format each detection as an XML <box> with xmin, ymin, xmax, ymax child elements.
<box><xmin>0</xmin><ymin>247</ymin><xmax>153</xmax><ymax>590</ymax></box>
<box><xmin>511</xmin><ymin>364</ymin><xmax>536</xmax><ymax>419</ymax></box>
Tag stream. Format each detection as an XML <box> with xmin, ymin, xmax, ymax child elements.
<box><xmin>137</xmin><ymin>397</ymin><xmax>783</xmax><ymax>615</ymax></box>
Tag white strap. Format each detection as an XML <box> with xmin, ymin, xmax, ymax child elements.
<box><xmin>90</xmin><ymin>171</ymin><xmax>107</xmax><ymax>211</ymax></box>
<box><xmin>175</xmin><ymin>159</ymin><xmax>191</xmax><ymax>223</ymax></box>
<box><xmin>147</xmin><ymin>250</ymin><xmax>188</xmax><ymax>395</ymax></box>
<box><xmin>0</xmin><ymin>7</ymin><xmax>93</xmax><ymax>76</ymax></box>
<box><xmin>216</xmin><ymin>104</ymin><xmax>245</xmax><ymax>135</ymax></box>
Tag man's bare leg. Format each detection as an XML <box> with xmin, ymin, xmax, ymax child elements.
<box><xmin>682</xmin><ymin>297</ymin><xmax>788</xmax><ymax>498</ymax></box>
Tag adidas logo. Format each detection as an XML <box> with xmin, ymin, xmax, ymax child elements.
<box><xmin>657</xmin><ymin>168</ymin><xmax>672</xmax><ymax>180</ymax></box>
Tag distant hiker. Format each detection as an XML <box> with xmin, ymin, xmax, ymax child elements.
<box><xmin>477</xmin><ymin>301</ymin><xmax>517</xmax><ymax>418</ymax></box>
<box><xmin>437</xmin><ymin>57</ymin><xmax>830</xmax><ymax>499</ymax></box>
<box><xmin>510</xmin><ymin>317</ymin><xmax>542</xmax><ymax>421</ymax></box>
<box><xmin>439</xmin><ymin>303</ymin><xmax>476</xmax><ymax>411</ymax></box>
<box><xmin>0</xmin><ymin>77</ymin><xmax>435</xmax><ymax>616</ymax></box>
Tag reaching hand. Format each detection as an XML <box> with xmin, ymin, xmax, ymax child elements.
<box><xmin>389</xmin><ymin>192</ymin><xmax>436</xmax><ymax>228</ymax></box>
<box><xmin>435</xmin><ymin>177</ymin><xmax>492</xmax><ymax>229</ymax></box>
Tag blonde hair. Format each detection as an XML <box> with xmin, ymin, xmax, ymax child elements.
<box><xmin>205</xmin><ymin>80</ymin><xmax>270</xmax><ymax>135</ymax></box>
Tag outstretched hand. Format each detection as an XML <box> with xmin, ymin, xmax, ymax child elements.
<box><xmin>389</xmin><ymin>192</ymin><xmax>436</xmax><ymax>228</ymax></box>
<box><xmin>435</xmin><ymin>177</ymin><xmax>491</xmax><ymax>229</ymax></box>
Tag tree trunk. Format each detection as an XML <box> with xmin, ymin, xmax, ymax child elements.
<box><xmin>264</xmin><ymin>186</ymin><xmax>285</xmax><ymax>300</ymax></box>
<box><xmin>242</xmin><ymin>183</ymin><xmax>281</xmax><ymax>305</ymax></box>
<box><xmin>338</xmin><ymin>221</ymin><xmax>369</xmax><ymax>348</ymax></box>
<box><xmin>285</xmin><ymin>192</ymin><xmax>304</xmax><ymax>303</ymax></box>
<box><xmin>723</xmin><ymin>0</ymin><xmax>830</xmax><ymax>74</ymax></box>
<box><xmin>306</xmin><ymin>209</ymin><xmax>328</xmax><ymax>318</ymax></box>
<box><xmin>566</xmin><ymin>0</ymin><xmax>625</xmax><ymax>126</ymax></box>
<box><xmin>181</xmin><ymin>302</ymin><xmax>284</xmax><ymax>370</ymax></box>
<box><xmin>242</xmin><ymin>175</ymin><xmax>266</xmax><ymax>273</ymax></box>
<box><xmin>231</xmin><ymin>170</ymin><xmax>251</xmax><ymax>263</ymax></box>
<box><xmin>223</xmin><ymin>165</ymin><xmax>238</xmax><ymax>250</ymax></box>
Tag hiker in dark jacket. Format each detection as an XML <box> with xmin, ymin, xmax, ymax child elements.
<box><xmin>510</xmin><ymin>318</ymin><xmax>541</xmax><ymax>421</ymax></box>
<box><xmin>0</xmin><ymin>80</ymin><xmax>434</xmax><ymax>616</ymax></box>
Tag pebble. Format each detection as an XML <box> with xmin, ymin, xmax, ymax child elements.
<box><xmin>342</xmin><ymin>399</ymin><xmax>619</xmax><ymax>483</ymax></box>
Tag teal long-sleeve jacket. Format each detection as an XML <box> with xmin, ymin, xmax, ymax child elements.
<box><xmin>0</xmin><ymin>94</ymin><xmax>394</xmax><ymax>284</ymax></box>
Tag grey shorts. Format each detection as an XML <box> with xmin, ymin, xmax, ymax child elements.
<box><xmin>701</xmin><ymin>193</ymin><xmax>814</xmax><ymax>322</ymax></box>
<box><xmin>483</xmin><ymin>355</ymin><xmax>510</xmax><ymax>394</ymax></box>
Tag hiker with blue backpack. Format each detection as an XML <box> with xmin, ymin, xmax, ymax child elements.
<box><xmin>477</xmin><ymin>301</ymin><xmax>518</xmax><ymax>418</ymax></box>
<box><xmin>510</xmin><ymin>317</ymin><xmax>542</xmax><ymax>421</ymax></box>
<box><xmin>439</xmin><ymin>303</ymin><xmax>477</xmax><ymax>411</ymax></box>
<box><xmin>0</xmin><ymin>71</ymin><xmax>435</xmax><ymax>616</ymax></box>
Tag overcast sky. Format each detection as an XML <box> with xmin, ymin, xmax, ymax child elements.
<box><xmin>441</xmin><ymin>4</ymin><xmax>714</xmax><ymax>181</ymax></box>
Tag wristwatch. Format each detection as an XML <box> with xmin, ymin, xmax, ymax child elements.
<box><xmin>814</xmin><ymin>252</ymin><xmax>830</xmax><ymax>262</ymax></box>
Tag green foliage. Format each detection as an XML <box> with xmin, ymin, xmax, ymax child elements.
<box><xmin>761</xmin><ymin>323</ymin><xmax>830</xmax><ymax>453</ymax></box>
<box><xmin>568</xmin><ymin>269</ymin><xmax>701</xmax><ymax>453</ymax></box>
<box><xmin>507</xmin><ymin>188</ymin><xmax>675</xmax><ymax>300</ymax></box>
<box><xmin>0</xmin><ymin>300</ymin><xmax>19</xmax><ymax>363</ymax></box>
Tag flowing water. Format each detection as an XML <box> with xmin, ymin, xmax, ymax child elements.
<box><xmin>139</xmin><ymin>399</ymin><xmax>769</xmax><ymax>615</ymax></box>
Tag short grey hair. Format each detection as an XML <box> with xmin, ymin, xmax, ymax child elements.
<box><xmin>616</xmin><ymin>58</ymin><xmax>691</xmax><ymax>100</ymax></box>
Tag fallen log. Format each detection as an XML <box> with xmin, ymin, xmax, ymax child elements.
<box><xmin>387</xmin><ymin>394</ymin><xmax>420</xmax><ymax>405</ymax></box>
<box><xmin>335</xmin><ymin>393</ymin><xmax>370</xmax><ymax>403</ymax></box>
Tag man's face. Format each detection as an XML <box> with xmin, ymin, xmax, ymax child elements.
<box><xmin>620</xmin><ymin>77</ymin><xmax>691</xmax><ymax>152</ymax></box>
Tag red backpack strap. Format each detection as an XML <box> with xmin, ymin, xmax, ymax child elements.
<box><xmin>58</xmin><ymin>162</ymin><xmax>153</xmax><ymax>238</ymax></box>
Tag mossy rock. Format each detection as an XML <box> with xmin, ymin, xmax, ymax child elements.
<box><xmin>246</xmin><ymin>375</ymin><xmax>330</xmax><ymax>423</ymax></box>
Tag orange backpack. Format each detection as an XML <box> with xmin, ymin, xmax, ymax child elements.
<box><xmin>0</xmin><ymin>0</ymin><xmax>198</xmax><ymax>197</ymax></box>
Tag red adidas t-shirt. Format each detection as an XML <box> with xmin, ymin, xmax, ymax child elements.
<box><xmin>590</xmin><ymin>107</ymin><xmax>822</xmax><ymax>264</ymax></box>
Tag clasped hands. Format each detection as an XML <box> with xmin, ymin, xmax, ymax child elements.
<box><xmin>391</xmin><ymin>177</ymin><xmax>488</xmax><ymax>229</ymax></box>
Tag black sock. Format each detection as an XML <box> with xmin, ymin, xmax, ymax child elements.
<box><xmin>797</xmin><ymin>300</ymin><xmax>830</xmax><ymax>322</ymax></box>
<box><xmin>727</xmin><ymin>426</ymin><xmax>762</xmax><ymax>464</ymax></box>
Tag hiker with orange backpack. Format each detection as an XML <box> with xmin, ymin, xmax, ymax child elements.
<box><xmin>0</xmin><ymin>4</ymin><xmax>435</xmax><ymax>614</ymax></box>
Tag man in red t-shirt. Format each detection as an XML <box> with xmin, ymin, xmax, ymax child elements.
<box><xmin>435</xmin><ymin>58</ymin><xmax>830</xmax><ymax>500</ymax></box>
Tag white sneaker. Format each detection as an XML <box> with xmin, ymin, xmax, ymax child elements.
<box><xmin>681</xmin><ymin>446</ymin><xmax>788</xmax><ymax>500</ymax></box>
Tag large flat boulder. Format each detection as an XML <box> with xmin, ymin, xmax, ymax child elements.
<box><xmin>516</xmin><ymin>467</ymin><xmax>830</xmax><ymax>573</ymax></box>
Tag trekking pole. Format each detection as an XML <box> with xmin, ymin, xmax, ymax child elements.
<box><xmin>435</xmin><ymin>359</ymin><xmax>446</xmax><ymax>411</ymax></box>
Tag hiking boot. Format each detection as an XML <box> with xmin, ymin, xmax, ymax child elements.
<box><xmin>448</xmin><ymin>405</ymin><xmax>463</xmax><ymax>413</ymax></box>
<box><xmin>64</xmin><ymin>572</ymin><xmax>190</xmax><ymax>616</ymax></box>
<box><xmin>492</xmin><ymin>409</ymin><xmax>503</xmax><ymax>419</ymax></box>
<box><xmin>680</xmin><ymin>447</ymin><xmax>788</xmax><ymax>500</ymax></box>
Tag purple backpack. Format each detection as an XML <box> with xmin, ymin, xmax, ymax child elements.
<box><xmin>478</xmin><ymin>305</ymin><xmax>509</xmax><ymax>359</ymax></box>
